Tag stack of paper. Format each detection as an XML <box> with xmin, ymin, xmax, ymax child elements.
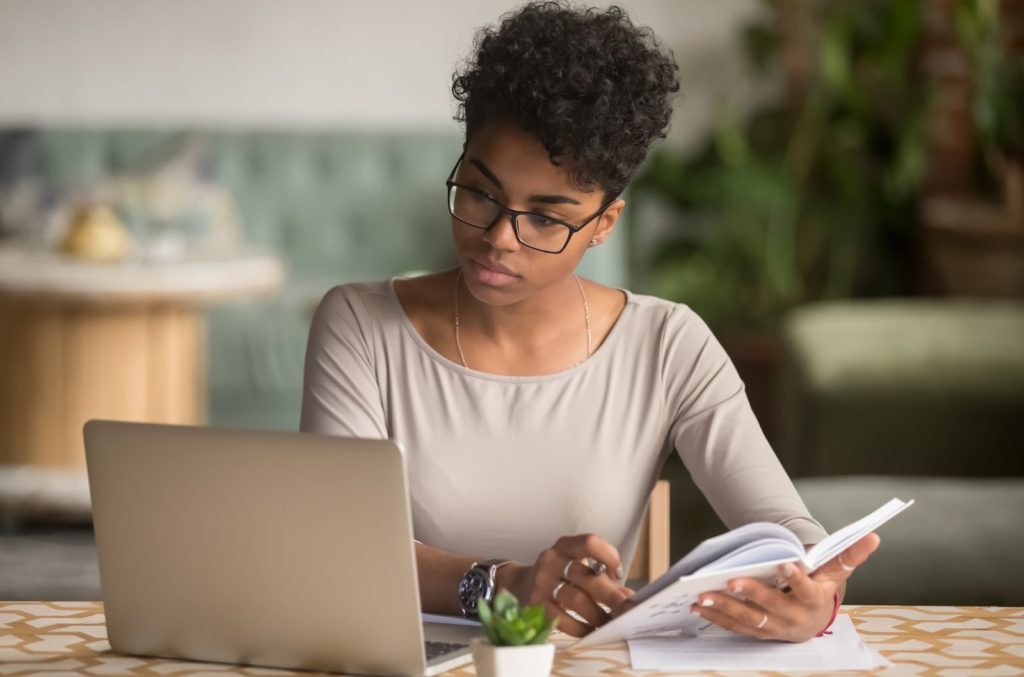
<box><xmin>627</xmin><ymin>615</ymin><xmax>889</xmax><ymax>672</ymax></box>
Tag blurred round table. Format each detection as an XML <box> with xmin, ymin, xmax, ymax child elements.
<box><xmin>0</xmin><ymin>246</ymin><xmax>285</xmax><ymax>515</ymax></box>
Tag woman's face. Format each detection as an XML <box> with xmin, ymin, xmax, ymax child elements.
<box><xmin>450</xmin><ymin>121</ymin><xmax>623</xmax><ymax>307</ymax></box>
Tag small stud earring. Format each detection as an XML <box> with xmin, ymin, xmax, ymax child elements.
<box><xmin>589</xmin><ymin>239</ymin><xmax>599</xmax><ymax>247</ymax></box>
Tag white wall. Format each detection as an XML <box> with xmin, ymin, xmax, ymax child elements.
<box><xmin>0</xmin><ymin>0</ymin><xmax>766</xmax><ymax>149</ymax></box>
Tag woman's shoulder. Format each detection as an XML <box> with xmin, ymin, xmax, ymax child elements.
<box><xmin>312</xmin><ymin>272</ymin><xmax>454</xmax><ymax>341</ymax></box>
<box><xmin>315</xmin><ymin>279</ymin><xmax>393</xmax><ymax>318</ymax></box>
<box><xmin>309</xmin><ymin>279</ymin><xmax>409</xmax><ymax>348</ymax></box>
<box><xmin>391</xmin><ymin>271</ymin><xmax>455</xmax><ymax>316</ymax></box>
<box><xmin>616</xmin><ymin>287</ymin><xmax>712</xmax><ymax>342</ymax></box>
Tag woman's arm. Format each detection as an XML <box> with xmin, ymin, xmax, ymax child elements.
<box><xmin>300</xmin><ymin>285</ymin><xmax>388</xmax><ymax>438</ymax></box>
<box><xmin>415</xmin><ymin>541</ymin><xmax>486</xmax><ymax>616</ymax></box>
<box><xmin>662</xmin><ymin>307</ymin><xmax>826</xmax><ymax>545</ymax></box>
<box><xmin>416</xmin><ymin>536</ymin><xmax>634</xmax><ymax>637</ymax></box>
<box><xmin>660</xmin><ymin>306</ymin><xmax>880</xmax><ymax>640</ymax></box>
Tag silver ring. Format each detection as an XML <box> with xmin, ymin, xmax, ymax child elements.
<box><xmin>552</xmin><ymin>581</ymin><xmax>567</xmax><ymax>602</ymax></box>
<box><xmin>837</xmin><ymin>553</ymin><xmax>856</xmax><ymax>573</ymax></box>
<box><xmin>562</xmin><ymin>559</ymin><xmax>575</xmax><ymax>580</ymax></box>
<box><xmin>756</xmin><ymin>609</ymin><xmax>768</xmax><ymax>629</ymax></box>
<box><xmin>566</xmin><ymin>608</ymin><xmax>591</xmax><ymax>626</ymax></box>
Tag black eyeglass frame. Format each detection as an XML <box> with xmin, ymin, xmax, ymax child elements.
<box><xmin>445</xmin><ymin>152</ymin><xmax>619</xmax><ymax>254</ymax></box>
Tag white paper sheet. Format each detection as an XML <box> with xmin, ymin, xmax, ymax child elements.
<box><xmin>422</xmin><ymin>613</ymin><xmax>481</xmax><ymax>627</ymax></box>
<box><xmin>627</xmin><ymin>615</ymin><xmax>890</xmax><ymax>672</ymax></box>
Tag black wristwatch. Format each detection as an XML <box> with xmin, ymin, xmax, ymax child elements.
<box><xmin>457</xmin><ymin>559</ymin><xmax>513</xmax><ymax>617</ymax></box>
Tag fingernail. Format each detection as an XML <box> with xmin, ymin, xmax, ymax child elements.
<box><xmin>616</xmin><ymin>566</ymin><xmax>624</xmax><ymax>581</ymax></box>
<box><xmin>692</xmin><ymin>608</ymin><xmax>702</xmax><ymax>617</ymax></box>
<box><xmin>700</xmin><ymin>598</ymin><xmax>714</xmax><ymax>607</ymax></box>
<box><xmin>730</xmin><ymin>583</ymin><xmax>743</xmax><ymax>593</ymax></box>
<box><xmin>624</xmin><ymin>588</ymin><xmax>636</xmax><ymax>598</ymax></box>
<box><xmin>782</xmin><ymin>564</ymin><xmax>795</xmax><ymax>577</ymax></box>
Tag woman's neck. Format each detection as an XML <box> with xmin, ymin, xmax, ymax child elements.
<box><xmin>455</xmin><ymin>269</ymin><xmax>586</xmax><ymax>350</ymax></box>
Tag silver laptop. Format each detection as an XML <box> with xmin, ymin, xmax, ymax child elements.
<box><xmin>84</xmin><ymin>420</ymin><xmax>481</xmax><ymax>676</ymax></box>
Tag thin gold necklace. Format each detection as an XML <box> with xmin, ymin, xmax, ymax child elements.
<box><xmin>453</xmin><ymin>269</ymin><xmax>592</xmax><ymax>371</ymax></box>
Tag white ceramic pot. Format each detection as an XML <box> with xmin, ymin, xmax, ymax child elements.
<box><xmin>469</xmin><ymin>637</ymin><xmax>555</xmax><ymax>677</ymax></box>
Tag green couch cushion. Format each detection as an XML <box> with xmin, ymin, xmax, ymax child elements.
<box><xmin>795</xmin><ymin>476</ymin><xmax>1024</xmax><ymax>606</ymax></box>
<box><xmin>785</xmin><ymin>301</ymin><xmax>1024</xmax><ymax>395</ymax></box>
<box><xmin>781</xmin><ymin>300</ymin><xmax>1024</xmax><ymax>476</ymax></box>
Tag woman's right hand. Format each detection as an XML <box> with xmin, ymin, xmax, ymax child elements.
<box><xmin>496</xmin><ymin>534</ymin><xmax>636</xmax><ymax>637</ymax></box>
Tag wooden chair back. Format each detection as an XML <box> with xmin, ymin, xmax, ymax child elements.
<box><xmin>627</xmin><ymin>479</ymin><xmax>670</xmax><ymax>583</ymax></box>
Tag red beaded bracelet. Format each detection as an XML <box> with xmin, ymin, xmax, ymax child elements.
<box><xmin>816</xmin><ymin>592</ymin><xmax>841</xmax><ymax>637</ymax></box>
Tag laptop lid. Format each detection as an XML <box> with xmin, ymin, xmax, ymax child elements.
<box><xmin>84</xmin><ymin>420</ymin><xmax>431</xmax><ymax>676</ymax></box>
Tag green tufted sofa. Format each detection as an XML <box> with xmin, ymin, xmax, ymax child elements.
<box><xmin>3</xmin><ymin>129</ymin><xmax>628</xmax><ymax>432</ymax></box>
<box><xmin>781</xmin><ymin>300</ymin><xmax>1024</xmax><ymax>605</ymax></box>
<box><xmin>657</xmin><ymin>299</ymin><xmax>1024</xmax><ymax>606</ymax></box>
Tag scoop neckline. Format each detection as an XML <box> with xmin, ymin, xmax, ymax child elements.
<box><xmin>385</xmin><ymin>276</ymin><xmax>634</xmax><ymax>384</ymax></box>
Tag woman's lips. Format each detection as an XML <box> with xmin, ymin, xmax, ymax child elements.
<box><xmin>469</xmin><ymin>258</ymin><xmax>521</xmax><ymax>287</ymax></box>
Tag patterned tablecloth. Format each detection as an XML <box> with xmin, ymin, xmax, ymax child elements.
<box><xmin>1</xmin><ymin>603</ymin><xmax>1021</xmax><ymax>676</ymax></box>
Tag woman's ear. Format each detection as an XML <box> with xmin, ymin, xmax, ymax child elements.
<box><xmin>590</xmin><ymin>198</ymin><xmax>625</xmax><ymax>246</ymax></box>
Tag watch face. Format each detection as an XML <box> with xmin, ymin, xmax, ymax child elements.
<box><xmin>458</xmin><ymin>568</ymin><xmax>490</xmax><ymax>613</ymax></box>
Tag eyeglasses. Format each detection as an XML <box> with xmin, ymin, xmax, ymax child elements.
<box><xmin>445</xmin><ymin>152</ymin><xmax>616</xmax><ymax>254</ymax></box>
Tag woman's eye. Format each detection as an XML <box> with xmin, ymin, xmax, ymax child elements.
<box><xmin>525</xmin><ymin>213</ymin><xmax>561</xmax><ymax>228</ymax></box>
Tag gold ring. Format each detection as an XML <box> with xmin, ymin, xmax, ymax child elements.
<box><xmin>756</xmin><ymin>609</ymin><xmax>768</xmax><ymax>629</ymax></box>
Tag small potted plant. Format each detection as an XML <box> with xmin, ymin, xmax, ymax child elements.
<box><xmin>471</xmin><ymin>590</ymin><xmax>557</xmax><ymax>677</ymax></box>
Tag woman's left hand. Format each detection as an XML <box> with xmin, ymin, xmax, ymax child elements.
<box><xmin>689</xmin><ymin>532</ymin><xmax>881</xmax><ymax>642</ymax></box>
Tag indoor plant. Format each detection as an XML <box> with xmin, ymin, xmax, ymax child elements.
<box><xmin>920</xmin><ymin>0</ymin><xmax>1024</xmax><ymax>296</ymax></box>
<box><xmin>470</xmin><ymin>590</ymin><xmax>557</xmax><ymax>677</ymax></box>
<box><xmin>631</xmin><ymin>0</ymin><xmax>928</xmax><ymax>448</ymax></box>
<box><xmin>633</xmin><ymin>0</ymin><xmax>926</xmax><ymax>332</ymax></box>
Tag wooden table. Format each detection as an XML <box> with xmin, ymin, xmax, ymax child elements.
<box><xmin>0</xmin><ymin>246</ymin><xmax>284</xmax><ymax>517</ymax></box>
<box><xmin>1</xmin><ymin>603</ymin><xmax>1021</xmax><ymax>676</ymax></box>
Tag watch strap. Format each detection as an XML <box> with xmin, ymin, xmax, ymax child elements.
<box><xmin>459</xmin><ymin>559</ymin><xmax>513</xmax><ymax>617</ymax></box>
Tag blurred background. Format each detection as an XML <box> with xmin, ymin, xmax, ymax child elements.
<box><xmin>0</xmin><ymin>0</ymin><xmax>1021</xmax><ymax>606</ymax></box>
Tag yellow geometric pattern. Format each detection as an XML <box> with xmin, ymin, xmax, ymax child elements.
<box><xmin>1</xmin><ymin>602</ymin><xmax>1022</xmax><ymax>676</ymax></box>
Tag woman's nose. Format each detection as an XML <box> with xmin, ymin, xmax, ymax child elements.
<box><xmin>483</xmin><ymin>212</ymin><xmax>521</xmax><ymax>251</ymax></box>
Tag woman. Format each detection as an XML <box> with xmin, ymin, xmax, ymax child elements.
<box><xmin>301</xmin><ymin>1</ymin><xmax>879</xmax><ymax>641</ymax></box>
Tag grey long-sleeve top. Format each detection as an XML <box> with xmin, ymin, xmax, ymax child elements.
<box><xmin>300</xmin><ymin>279</ymin><xmax>826</xmax><ymax>571</ymax></box>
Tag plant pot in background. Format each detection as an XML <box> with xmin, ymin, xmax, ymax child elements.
<box><xmin>470</xmin><ymin>637</ymin><xmax>555</xmax><ymax>677</ymax></box>
<box><xmin>920</xmin><ymin>196</ymin><xmax>1024</xmax><ymax>297</ymax></box>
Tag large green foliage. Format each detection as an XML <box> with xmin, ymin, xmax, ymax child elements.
<box><xmin>635</xmin><ymin>0</ymin><xmax>927</xmax><ymax>330</ymax></box>
<box><xmin>957</xmin><ymin>0</ymin><xmax>1024</xmax><ymax>185</ymax></box>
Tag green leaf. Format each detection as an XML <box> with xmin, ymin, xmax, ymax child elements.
<box><xmin>478</xmin><ymin>598</ymin><xmax>493</xmax><ymax>626</ymax></box>
<box><xmin>534</xmin><ymin>617</ymin><xmax>557</xmax><ymax>644</ymax></box>
<box><xmin>475</xmin><ymin>591</ymin><xmax>554</xmax><ymax>646</ymax></box>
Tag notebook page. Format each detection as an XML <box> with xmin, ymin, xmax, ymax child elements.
<box><xmin>806</xmin><ymin>498</ymin><xmax>915</xmax><ymax>570</ymax></box>
<box><xmin>695</xmin><ymin>537</ymin><xmax>806</xmax><ymax>574</ymax></box>
<box><xmin>633</xmin><ymin>522</ymin><xmax>799</xmax><ymax>604</ymax></box>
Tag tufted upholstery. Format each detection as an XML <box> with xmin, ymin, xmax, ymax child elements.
<box><xmin>779</xmin><ymin>300</ymin><xmax>1024</xmax><ymax>604</ymax></box>
<box><xmin>14</xmin><ymin>129</ymin><xmax>629</xmax><ymax>431</ymax></box>
<box><xmin>779</xmin><ymin>300</ymin><xmax>1024</xmax><ymax>477</ymax></box>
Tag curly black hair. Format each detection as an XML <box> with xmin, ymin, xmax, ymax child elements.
<box><xmin>452</xmin><ymin>1</ymin><xmax>679</xmax><ymax>198</ymax></box>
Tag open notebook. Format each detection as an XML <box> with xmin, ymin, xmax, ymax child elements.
<box><xmin>574</xmin><ymin>497</ymin><xmax>914</xmax><ymax>649</ymax></box>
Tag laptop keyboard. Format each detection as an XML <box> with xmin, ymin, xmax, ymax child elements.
<box><xmin>424</xmin><ymin>640</ymin><xmax>469</xmax><ymax>660</ymax></box>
